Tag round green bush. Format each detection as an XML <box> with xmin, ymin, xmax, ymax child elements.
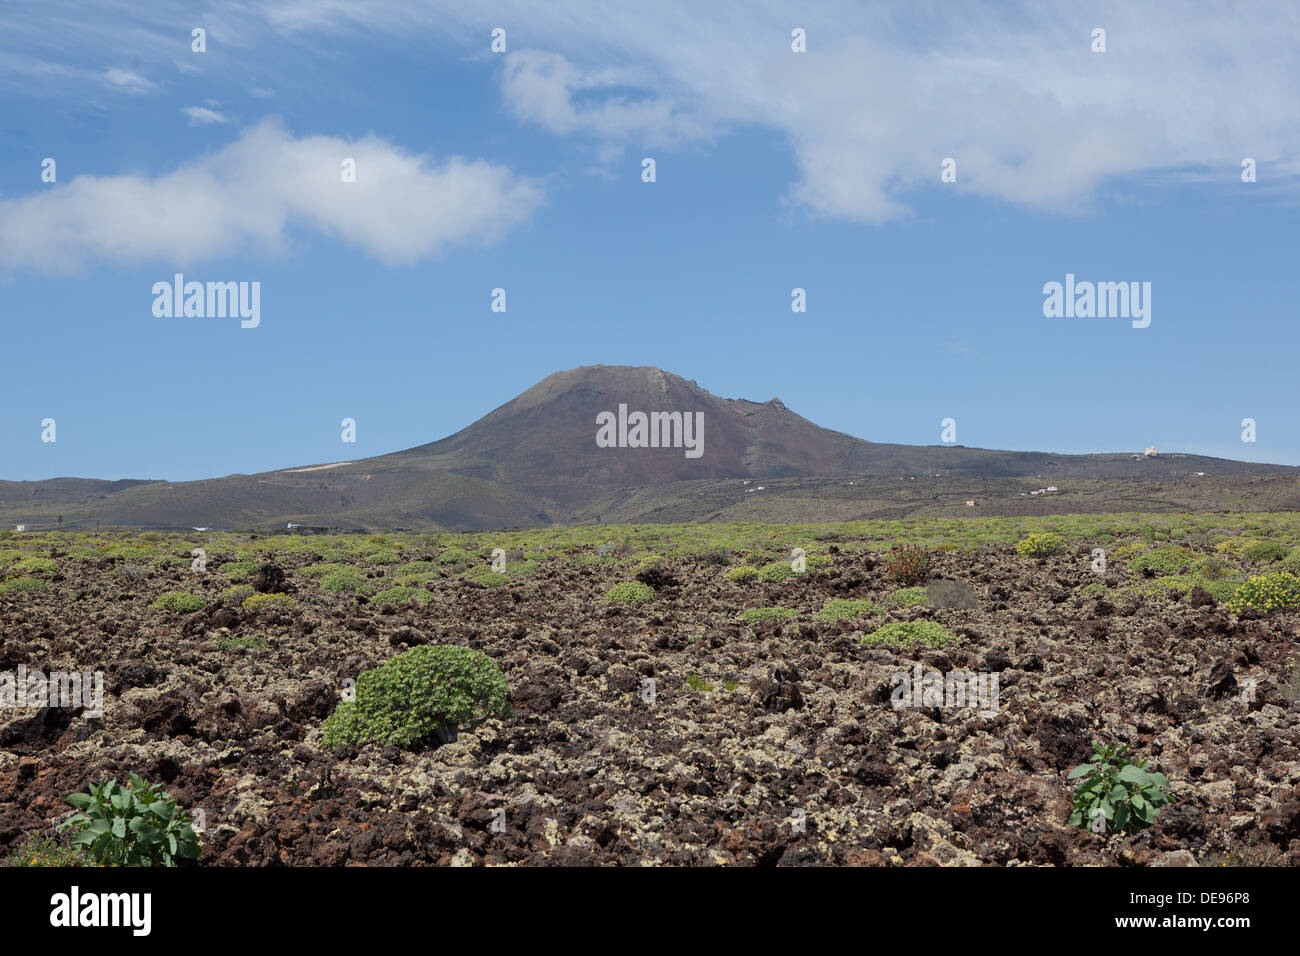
<box><xmin>861</xmin><ymin>620</ymin><xmax>958</xmax><ymax>649</ymax></box>
<box><xmin>1016</xmin><ymin>533</ymin><xmax>1064</xmax><ymax>558</ymax></box>
<box><xmin>725</xmin><ymin>566</ymin><xmax>759</xmax><ymax>583</ymax></box>
<box><xmin>605</xmin><ymin>581</ymin><xmax>654</xmax><ymax>605</ymax></box>
<box><xmin>219</xmin><ymin>560</ymin><xmax>258</xmax><ymax>583</ymax></box>
<box><xmin>14</xmin><ymin>557</ymin><xmax>57</xmax><ymax>575</ymax></box>
<box><xmin>371</xmin><ymin>585</ymin><xmax>431</xmax><ymax>606</ymax></box>
<box><xmin>885</xmin><ymin>586</ymin><xmax>928</xmax><ymax>609</ymax></box>
<box><xmin>1129</xmin><ymin>546</ymin><xmax>1194</xmax><ymax>575</ymax></box>
<box><xmin>1243</xmin><ymin>540</ymin><xmax>1288</xmax><ymax>563</ymax></box>
<box><xmin>152</xmin><ymin>592</ymin><xmax>205</xmax><ymax>613</ymax></box>
<box><xmin>757</xmin><ymin>561</ymin><xmax>797</xmax><ymax>583</ymax></box>
<box><xmin>321</xmin><ymin>644</ymin><xmax>511</xmax><ymax>748</ymax></box>
<box><xmin>242</xmin><ymin>592</ymin><xmax>292</xmax><ymax>611</ymax></box>
<box><xmin>0</xmin><ymin>577</ymin><xmax>46</xmax><ymax>594</ymax></box>
<box><xmin>819</xmin><ymin>598</ymin><xmax>878</xmax><ymax>621</ymax></box>
<box><xmin>1226</xmin><ymin>572</ymin><xmax>1300</xmax><ymax>616</ymax></box>
<box><xmin>320</xmin><ymin>568</ymin><xmax>367</xmax><ymax>592</ymax></box>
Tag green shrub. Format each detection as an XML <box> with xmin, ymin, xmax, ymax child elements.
<box><xmin>5</xmin><ymin>834</ymin><xmax>87</xmax><ymax>867</ymax></box>
<box><xmin>1243</xmin><ymin>540</ymin><xmax>1288</xmax><ymax>563</ymax></box>
<box><xmin>1226</xmin><ymin>572</ymin><xmax>1300</xmax><ymax>615</ymax></box>
<box><xmin>740</xmin><ymin>606</ymin><xmax>798</xmax><ymax>623</ymax></box>
<box><xmin>605</xmin><ymin>581</ymin><xmax>654</xmax><ymax>605</ymax></box>
<box><xmin>152</xmin><ymin>591</ymin><xmax>205</xmax><ymax>613</ymax></box>
<box><xmin>1192</xmin><ymin>555</ymin><xmax>1233</xmax><ymax>579</ymax></box>
<box><xmin>321</xmin><ymin>644</ymin><xmax>511</xmax><ymax>748</ymax></box>
<box><xmin>885</xmin><ymin>544</ymin><xmax>932</xmax><ymax>585</ymax></box>
<box><xmin>367</xmin><ymin>550</ymin><xmax>401</xmax><ymax>566</ymax></box>
<box><xmin>438</xmin><ymin>548</ymin><xmax>477</xmax><ymax>567</ymax></box>
<box><xmin>684</xmin><ymin>673</ymin><xmax>714</xmax><ymax>692</ymax></box>
<box><xmin>1067</xmin><ymin>742</ymin><xmax>1171</xmax><ymax>834</ymax></box>
<box><xmin>60</xmin><ymin>773</ymin><xmax>201</xmax><ymax>867</ymax></box>
<box><xmin>1280</xmin><ymin>549</ymin><xmax>1300</xmax><ymax>575</ymax></box>
<box><xmin>14</xmin><ymin>556</ymin><xmax>57</xmax><ymax>574</ymax></box>
<box><xmin>819</xmin><ymin>598</ymin><xmax>878</xmax><ymax>621</ymax></box>
<box><xmin>217</xmin><ymin>634</ymin><xmax>268</xmax><ymax>651</ymax></box>
<box><xmin>241</xmin><ymin>592</ymin><xmax>291</xmax><ymax>611</ymax></box>
<box><xmin>860</xmin><ymin>620</ymin><xmax>957</xmax><ymax>649</ymax></box>
<box><xmin>757</xmin><ymin>560</ymin><xmax>797</xmax><ymax>583</ymax></box>
<box><xmin>221</xmin><ymin>584</ymin><xmax>255</xmax><ymax>604</ymax></box>
<box><xmin>1129</xmin><ymin>546</ymin><xmax>1194</xmax><ymax>575</ymax></box>
<box><xmin>219</xmin><ymin>560</ymin><xmax>258</xmax><ymax>583</ymax></box>
<box><xmin>371</xmin><ymin>585</ymin><xmax>431</xmax><ymax>606</ymax></box>
<box><xmin>1081</xmin><ymin>582</ymin><xmax>1109</xmax><ymax>597</ymax></box>
<box><xmin>1016</xmin><ymin>533</ymin><xmax>1064</xmax><ymax>558</ymax></box>
<box><xmin>725</xmin><ymin>566</ymin><xmax>759</xmax><ymax>583</ymax></box>
<box><xmin>885</xmin><ymin>586</ymin><xmax>928</xmax><ymax>609</ymax></box>
<box><xmin>319</xmin><ymin>568</ymin><xmax>368</xmax><ymax>592</ymax></box>
<box><xmin>0</xmin><ymin>577</ymin><xmax>46</xmax><ymax>594</ymax></box>
<box><xmin>696</xmin><ymin>547</ymin><xmax>732</xmax><ymax>566</ymax></box>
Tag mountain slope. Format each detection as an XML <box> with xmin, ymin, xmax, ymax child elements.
<box><xmin>1</xmin><ymin>365</ymin><xmax>1294</xmax><ymax>531</ymax></box>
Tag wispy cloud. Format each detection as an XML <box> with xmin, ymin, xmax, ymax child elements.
<box><xmin>0</xmin><ymin>118</ymin><xmax>544</xmax><ymax>273</ymax></box>
<box><xmin>182</xmin><ymin>105</ymin><xmax>230</xmax><ymax>125</ymax></box>
<box><xmin>103</xmin><ymin>68</ymin><xmax>155</xmax><ymax>93</ymax></box>
<box><xmin>7</xmin><ymin>1</ymin><xmax>1300</xmax><ymax>222</ymax></box>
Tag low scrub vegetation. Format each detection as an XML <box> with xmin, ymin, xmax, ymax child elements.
<box><xmin>321</xmin><ymin>644</ymin><xmax>511</xmax><ymax>749</ymax></box>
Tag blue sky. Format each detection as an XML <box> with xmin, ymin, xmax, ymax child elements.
<box><xmin>2</xmin><ymin>1</ymin><xmax>1298</xmax><ymax>481</ymax></box>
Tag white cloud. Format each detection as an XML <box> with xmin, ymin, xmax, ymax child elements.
<box><xmin>103</xmin><ymin>68</ymin><xmax>155</xmax><ymax>93</ymax></box>
<box><xmin>9</xmin><ymin>1</ymin><xmax>1300</xmax><ymax>222</ymax></box>
<box><xmin>0</xmin><ymin>118</ymin><xmax>544</xmax><ymax>273</ymax></box>
<box><xmin>183</xmin><ymin>105</ymin><xmax>229</xmax><ymax>125</ymax></box>
<box><xmin>223</xmin><ymin>0</ymin><xmax>1300</xmax><ymax>222</ymax></box>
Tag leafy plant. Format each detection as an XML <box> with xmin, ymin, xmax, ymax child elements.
<box><xmin>1226</xmin><ymin>571</ymin><xmax>1300</xmax><ymax>615</ymax></box>
<box><xmin>151</xmin><ymin>591</ymin><xmax>205</xmax><ymax>613</ymax></box>
<box><xmin>59</xmin><ymin>774</ymin><xmax>201</xmax><ymax>867</ymax></box>
<box><xmin>885</xmin><ymin>544</ymin><xmax>932</xmax><ymax>586</ymax></box>
<box><xmin>221</xmin><ymin>583</ymin><xmax>256</xmax><ymax>604</ymax></box>
<box><xmin>757</xmin><ymin>560</ymin><xmax>797</xmax><ymax>583</ymax></box>
<box><xmin>684</xmin><ymin>673</ymin><xmax>713</xmax><ymax>692</ymax></box>
<box><xmin>1128</xmin><ymin>545</ymin><xmax>1194</xmax><ymax>575</ymax></box>
<box><xmin>241</xmin><ymin>592</ymin><xmax>291</xmax><ymax>611</ymax></box>
<box><xmin>5</xmin><ymin>834</ymin><xmax>87</xmax><ymax>867</ymax></box>
<box><xmin>1243</xmin><ymin>540</ymin><xmax>1288</xmax><ymax>563</ymax></box>
<box><xmin>725</xmin><ymin>566</ymin><xmax>759</xmax><ymax>583</ymax></box>
<box><xmin>818</xmin><ymin>598</ymin><xmax>878</xmax><ymax>621</ymax></box>
<box><xmin>318</xmin><ymin>567</ymin><xmax>368</xmax><ymax>592</ymax></box>
<box><xmin>321</xmin><ymin>644</ymin><xmax>511</xmax><ymax>748</ymax></box>
<box><xmin>371</xmin><ymin>585</ymin><xmax>431</xmax><ymax>606</ymax></box>
<box><xmin>0</xmin><ymin>577</ymin><xmax>46</xmax><ymax>594</ymax></box>
<box><xmin>217</xmin><ymin>634</ymin><xmax>268</xmax><ymax>651</ymax></box>
<box><xmin>1015</xmin><ymin>533</ymin><xmax>1064</xmax><ymax>558</ymax></box>
<box><xmin>1067</xmin><ymin>742</ymin><xmax>1171</xmax><ymax>834</ymax></box>
<box><xmin>605</xmin><ymin>581</ymin><xmax>654</xmax><ymax>605</ymax></box>
<box><xmin>218</xmin><ymin>560</ymin><xmax>258</xmax><ymax>582</ymax></box>
<box><xmin>884</xmin><ymin>586</ymin><xmax>928</xmax><ymax>609</ymax></box>
<box><xmin>14</xmin><ymin>556</ymin><xmax>57</xmax><ymax>574</ymax></box>
<box><xmin>860</xmin><ymin>619</ymin><xmax>957</xmax><ymax>649</ymax></box>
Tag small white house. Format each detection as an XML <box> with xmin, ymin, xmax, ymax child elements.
<box><xmin>15</xmin><ymin>524</ymin><xmax>28</xmax><ymax>532</ymax></box>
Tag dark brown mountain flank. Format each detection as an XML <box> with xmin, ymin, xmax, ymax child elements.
<box><xmin>1</xmin><ymin>365</ymin><xmax>1296</xmax><ymax>531</ymax></box>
